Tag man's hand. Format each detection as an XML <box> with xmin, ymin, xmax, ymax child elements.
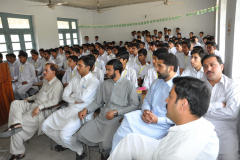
<box><xmin>25</xmin><ymin>98</ymin><xmax>28</xmax><ymax>101</ymax></box>
<box><xmin>142</xmin><ymin>110</ymin><xmax>158</xmax><ymax>124</ymax></box>
<box><xmin>106</xmin><ymin>110</ymin><xmax>115</xmax><ymax>120</ymax></box>
<box><xmin>223</xmin><ymin>103</ymin><xmax>226</xmax><ymax>108</ymax></box>
<box><xmin>32</xmin><ymin>107</ymin><xmax>40</xmax><ymax>118</ymax></box>
<box><xmin>78</xmin><ymin>108</ymin><xmax>87</xmax><ymax>120</ymax></box>
<box><xmin>63</xmin><ymin>83</ymin><xmax>68</xmax><ymax>88</ymax></box>
<box><xmin>22</xmin><ymin>81</ymin><xmax>28</xmax><ymax>85</ymax></box>
<box><xmin>11</xmin><ymin>77</ymin><xmax>14</xmax><ymax>80</ymax></box>
<box><xmin>75</xmin><ymin>101</ymin><xmax>83</xmax><ymax>104</ymax></box>
<box><xmin>179</xmin><ymin>68</ymin><xmax>184</xmax><ymax>75</ymax></box>
<box><xmin>40</xmin><ymin>76</ymin><xmax>43</xmax><ymax>80</ymax></box>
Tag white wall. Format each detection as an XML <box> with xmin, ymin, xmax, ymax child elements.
<box><xmin>92</xmin><ymin>0</ymin><xmax>216</xmax><ymax>43</ymax></box>
<box><xmin>0</xmin><ymin>0</ymin><xmax>94</xmax><ymax>49</ymax></box>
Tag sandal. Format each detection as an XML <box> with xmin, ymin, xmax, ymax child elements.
<box><xmin>9</xmin><ymin>153</ymin><xmax>25</xmax><ymax>160</ymax></box>
<box><xmin>55</xmin><ymin>145</ymin><xmax>68</xmax><ymax>152</ymax></box>
<box><xmin>0</xmin><ymin>123</ymin><xmax>23</xmax><ymax>138</ymax></box>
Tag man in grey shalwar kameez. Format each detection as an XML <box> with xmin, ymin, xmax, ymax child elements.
<box><xmin>76</xmin><ymin>59</ymin><xmax>139</xmax><ymax>160</ymax></box>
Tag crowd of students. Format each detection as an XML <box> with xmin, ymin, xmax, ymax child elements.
<box><xmin>0</xmin><ymin>27</ymin><xmax>239</xmax><ymax>160</ymax></box>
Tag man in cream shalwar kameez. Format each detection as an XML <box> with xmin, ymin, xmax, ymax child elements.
<box><xmin>42</xmin><ymin>56</ymin><xmax>99</xmax><ymax>155</ymax></box>
<box><xmin>0</xmin><ymin>63</ymin><xmax>63</xmax><ymax>160</ymax></box>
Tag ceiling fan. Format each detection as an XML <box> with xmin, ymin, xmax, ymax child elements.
<box><xmin>29</xmin><ymin>0</ymin><xmax>68</xmax><ymax>9</ymax></box>
<box><xmin>156</xmin><ymin>0</ymin><xmax>184</xmax><ymax>6</ymax></box>
<box><xmin>94</xmin><ymin>0</ymin><xmax>111</xmax><ymax>13</ymax></box>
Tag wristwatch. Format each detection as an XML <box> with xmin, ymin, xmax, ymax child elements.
<box><xmin>114</xmin><ymin>110</ymin><xmax>118</xmax><ymax>117</ymax></box>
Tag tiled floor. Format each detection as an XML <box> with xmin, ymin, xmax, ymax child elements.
<box><xmin>0</xmin><ymin>124</ymin><xmax>101</xmax><ymax>160</ymax></box>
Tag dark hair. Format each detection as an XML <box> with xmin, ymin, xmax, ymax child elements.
<box><xmin>190</xmin><ymin>32</ymin><xmax>193</xmax><ymax>35</ymax></box>
<box><xmin>201</xmin><ymin>54</ymin><xmax>223</xmax><ymax>65</ymax></box>
<box><xmin>149</xmin><ymin>41</ymin><xmax>157</xmax><ymax>46</ymax></box>
<box><xmin>191</xmin><ymin>49</ymin><xmax>207</xmax><ymax>59</ymax></box>
<box><xmin>206</xmin><ymin>41</ymin><xmax>216</xmax><ymax>47</ymax></box>
<box><xmin>168</xmin><ymin>29</ymin><xmax>171</xmax><ymax>31</ymax></box>
<box><xmin>118</xmin><ymin>47</ymin><xmax>127</xmax><ymax>53</ymax></box>
<box><xmin>18</xmin><ymin>51</ymin><xmax>28</xmax><ymax>58</ymax></box>
<box><xmin>98</xmin><ymin>45</ymin><xmax>104</xmax><ymax>50</ymax></box>
<box><xmin>176</xmin><ymin>27</ymin><xmax>180</xmax><ymax>30</ymax></box>
<box><xmin>177</xmin><ymin>33</ymin><xmax>181</xmax><ymax>35</ymax></box>
<box><xmin>146</xmin><ymin>35</ymin><xmax>151</xmax><ymax>38</ymax></box>
<box><xmin>193</xmin><ymin>46</ymin><xmax>203</xmax><ymax>50</ymax></box>
<box><xmin>182</xmin><ymin>41</ymin><xmax>191</xmax><ymax>49</ymax></box>
<box><xmin>68</xmin><ymin>56</ymin><xmax>78</xmax><ymax>63</ymax></box>
<box><xmin>107</xmin><ymin>46</ymin><xmax>113</xmax><ymax>50</ymax></box>
<box><xmin>87</xmin><ymin>54</ymin><xmax>96</xmax><ymax>63</ymax></box>
<box><xmin>132</xmin><ymin>43</ymin><xmax>140</xmax><ymax>49</ymax></box>
<box><xmin>45</xmin><ymin>63</ymin><xmax>59</xmax><ymax>75</ymax></box>
<box><xmin>168</xmin><ymin>40</ymin><xmax>175</xmax><ymax>45</ymax></box>
<box><xmin>164</xmin><ymin>43</ymin><xmax>169</xmax><ymax>48</ymax></box>
<box><xmin>153</xmin><ymin>48</ymin><xmax>168</xmax><ymax>58</ymax></box>
<box><xmin>0</xmin><ymin>53</ymin><xmax>2</xmax><ymax>58</ymax></box>
<box><xmin>157</xmin><ymin>52</ymin><xmax>178</xmax><ymax>72</ymax></box>
<box><xmin>73</xmin><ymin>48</ymin><xmax>80</xmax><ymax>54</ymax></box>
<box><xmin>95</xmin><ymin>36</ymin><xmax>99</xmax><ymax>39</ymax></box>
<box><xmin>44</xmin><ymin>50</ymin><xmax>51</xmax><ymax>55</ymax></box>
<box><xmin>107</xmin><ymin>59</ymin><xmax>123</xmax><ymax>74</ymax></box>
<box><xmin>39</xmin><ymin>48</ymin><xmax>44</xmax><ymax>52</ymax></box>
<box><xmin>92</xmin><ymin>49</ymin><xmax>99</xmax><ymax>55</ymax></box>
<box><xmin>117</xmin><ymin>51</ymin><xmax>129</xmax><ymax>61</ymax></box>
<box><xmin>59</xmin><ymin>46</ymin><xmax>64</xmax><ymax>49</ymax></box>
<box><xmin>200</xmin><ymin>31</ymin><xmax>204</xmax><ymax>34</ymax></box>
<box><xmin>173</xmin><ymin>76</ymin><xmax>211</xmax><ymax>117</ymax></box>
<box><xmin>31</xmin><ymin>51</ymin><xmax>39</xmax><ymax>55</ymax></box>
<box><xmin>138</xmin><ymin>49</ymin><xmax>147</xmax><ymax>56</ymax></box>
<box><xmin>158</xmin><ymin>31</ymin><xmax>163</xmax><ymax>34</ymax></box>
<box><xmin>165</xmin><ymin>35</ymin><xmax>169</xmax><ymax>38</ymax></box>
<box><xmin>79</xmin><ymin>56</ymin><xmax>94</xmax><ymax>71</ymax></box>
<box><xmin>8</xmin><ymin>53</ymin><xmax>16</xmax><ymax>58</ymax></box>
<box><xmin>65</xmin><ymin>51</ymin><xmax>71</xmax><ymax>55</ymax></box>
<box><xmin>51</xmin><ymin>49</ymin><xmax>57</xmax><ymax>53</ymax></box>
<box><xmin>175</xmin><ymin>41</ymin><xmax>182</xmax><ymax>46</ymax></box>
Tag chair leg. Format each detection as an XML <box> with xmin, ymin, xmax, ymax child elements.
<box><xmin>50</xmin><ymin>138</ymin><xmax>53</xmax><ymax>150</ymax></box>
<box><xmin>87</xmin><ymin>145</ymin><xmax>90</xmax><ymax>160</ymax></box>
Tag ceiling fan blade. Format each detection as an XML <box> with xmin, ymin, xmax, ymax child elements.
<box><xmin>170</xmin><ymin>2</ymin><xmax>184</xmax><ymax>4</ymax></box>
<box><xmin>100</xmin><ymin>9</ymin><xmax>111</xmax><ymax>11</ymax></box>
<box><xmin>28</xmin><ymin>5</ymin><xmax>48</xmax><ymax>6</ymax></box>
<box><xmin>155</xmin><ymin>4</ymin><xmax>164</xmax><ymax>6</ymax></box>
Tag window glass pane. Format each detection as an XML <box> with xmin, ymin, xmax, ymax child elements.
<box><xmin>66</xmin><ymin>33</ymin><xmax>70</xmax><ymax>39</ymax></box>
<box><xmin>73</xmin><ymin>33</ymin><xmax>77</xmax><ymax>38</ymax></box>
<box><xmin>0</xmin><ymin>44</ymin><xmax>7</xmax><ymax>52</ymax></box>
<box><xmin>71</xmin><ymin>21</ymin><xmax>76</xmax><ymax>29</ymax></box>
<box><xmin>73</xmin><ymin>39</ymin><xmax>78</xmax><ymax>44</ymax></box>
<box><xmin>24</xmin><ymin>34</ymin><xmax>32</xmax><ymax>41</ymax></box>
<box><xmin>0</xmin><ymin>35</ymin><xmax>5</xmax><ymax>43</ymax></box>
<box><xmin>59</xmin><ymin>33</ymin><xmax>63</xmax><ymax>39</ymax></box>
<box><xmin>66</xmin><ymin>39</ymin><xmax>71</xmax><ymax>45</ymax></box>
<box><xmin>12</xmin><ymin>43</ymin><xmax>21</xmax><ymax>50</ymax></box>
<box><xmin>2</xmin><ymin>53</ymin><xmax>7</xmax><ymax>61</ymax></box>
<box><xmin>57</xmin><ymin>21</ymin><xmax>69</xmax><ymax>29</ymax></box>
<box><xmin>7</xmin><ymin>18</ymin><xmax>30</xmax><ymax>29</ymax></box>
<box><xmin>10</xmin><ymin>35</ymin><xmax>20</xmax><ymax>42</ymax></box>
<box><xmin>13</xmin><ymin>51</ymin><xmax>19</xmax><ymax>55</ymax></box>
<box><xmin>0</xmin><ymin>17</ymin><xmax>2</xmax><ymax>28</ymax></box>
<box><xmin>59</xmin><ymin>40</ymin><xmax>64</xmax><ymax>46</ymax></box>
<box><xmin>25</xmin><ymin>42</ymin><xmax>32</xmax><ymax>49</ymax></box>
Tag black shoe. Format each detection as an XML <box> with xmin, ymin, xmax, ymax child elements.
<box><xmin>76</xmin><ymin>152</ymin><xmax>85</xmax><ymax>160</ymax></box>
<box><xmin>101</xmin><ymin>153</ymin><xmax>108</xmax><ymax>160</ymax></box>
<box><xmin>9</xmin><ymin>154</ymin><xmax>25</xmax><ymax>160</ymax></box>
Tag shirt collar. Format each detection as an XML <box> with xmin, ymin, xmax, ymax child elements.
<box><xmin>21</xmin><ymin>61</ymin><xmax>28</xmax><ymax>66</ymax></box>
<box><xmin>112</xmin><ymin>77</ymin><xmax>123</xmax><ymax>84</ymax></box>
<box><xmin>81</xmin><ymin>72</ymin><xmax>92</xmax><ymax>81</ymax></box>
<box><xmin>48</xmin><ymin>76</ymin><xmax>57</xmax><ymax>85</ymax></box>
<box><xmin>70</xmin><ymin>66</ymin><xmax>77</xmax><ymax>72</ymax></box>
<box><xmin>166</xmin><ymin>73</ymin><xmax>178</xmax><ymax>88</ymax></box>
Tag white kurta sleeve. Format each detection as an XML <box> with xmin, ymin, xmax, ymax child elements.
<box><xmin>27</xmin><ymin>64</ymin><xmax>36</xmax><ymax>83</ymax></box>
<box><xmin>62</xmin><ymin>78</ymin><xmax>75</xmax><ymax>104</ymax></box>
<box><xmin>62</xmin><ymin>70</ymin><xmax>68</xmax><ymax>84</ymax></box>
<box><xmin>130</xmin><ymin>69</ymin><xmax>138</xmax><ymax>88</ymax></box>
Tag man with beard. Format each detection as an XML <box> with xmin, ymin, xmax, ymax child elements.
<box><xmin>111</xmin><ymin>52</ymin><xmax>178</xmax><ymax>153</ymax></box>
<box><xmin>76</xmin><ymin>59</ymin><xmax>139</xmax><ymax>160</ymax></box>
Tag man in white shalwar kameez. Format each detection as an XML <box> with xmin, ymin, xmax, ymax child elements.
<box><xmin>201</xmin><ymin>54</ymin><xmax>240</xmax><ymax>160</ymax></box>
<box><xmin>111</xmin><ymin>52</ymin><xmax>178</xmax><ymax>152</ymax></box>
<box><xmin>109</xmin><ymin>77</ymin><xmax>219</xmax><ymax>160</ymax></box>
<box><xmin>0</xmin><ymin>63</ymin><xmax>63</xmax><ymax>160</ymax></box>
<box><xmin>42</xmin><ymin>56</ymin><xmax>99</xmax><ymax>155</ymax></box>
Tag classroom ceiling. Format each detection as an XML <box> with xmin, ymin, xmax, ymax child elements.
<box><xmin>28</xmin><ymin>0</ymin><xmax>166</xmax><ymax>10</ymax></box>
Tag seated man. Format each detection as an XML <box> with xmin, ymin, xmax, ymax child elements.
<box><xmin>39</xmin><ymin>50</ymin><xmax>56</xmax><ymax>81</ymax></box>
<box><xmin>202</xmin><ymin>54</ymin><xmax>240</xmax><ymax>160</ymax></box>
<box><xmin>206</xmin><ymin>41</ymin><xmax>224</xmax><ymax>62</ymax></box>
<box><xmin>51</xmin><ymin>49</ymin><xmax>63</xmax><ymax>69</ymax></box>
<box><xmin>0</xmin><ymin>63</ymin><xmax>63</xmax><ymax>160</ymax></box>
<box><xmin>12</xmin><ymin>51</ymin><xmax>36</xmax><ymax>100</ymax></box>
<box><xmin>142</xmin><ymin>49</ymin><xmax>167</xmax><ymax>90</ymax></box>
<box><xmin>109</xmin><ymin>77</ymin><xmax>219</xmax><ymax>160</ymax></box>
<box><xmin>76</xmin><ymin>59</ymin><xmax>139</xmax><ymax>159</ymax></box>
<box><xmin>176</xmin><ymin>41</ymin><xmax>191</xmax><ymax>75</ymax></box>
<box><xmin>42</xmin><ymin>56</ymin><xmax>99</xmax><ymax>155</ymax></box>
<box><xmin>62</xmin><ymin>51</ymin><xmax>70</xmax><ymax>71</ymax></box>
<box><xmin>111</xmin><ymin>52</ymin><xmax>178</xmax><ymax>152</ymax></box>
<box><xmin>181</xmin><ymin>49</ymin><xmax>207</xmax><ymax>79</ymax></box>
<box><xmin>87</xmin><ymin>54</ymin><xmax>104</xmax><ymax>85</ymax></box>
<box><xmin>91</xmin><ymin>49</ymin><xmax>106</xmax><ymax>74</ymax></box>
<box><xmin>8</xmin><ymin>53</ymin><xmax>20</xmax><ymax>82</ymax></box>
<box><xmin>62</xmin><ymin>56</ymin><xmax>79</xmax><ymax>87</ymax></box>
<box><xmin>116</xmin><ymin>51</ymin><xmax>138</xmax><ymax>88</ymax></box>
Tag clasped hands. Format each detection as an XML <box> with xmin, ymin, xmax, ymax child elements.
<box><xmin>78</xmin><ymin>109</ymin><xmax>116</xmax><ymax>120</ymax></box>
<box><xmin>142</xmin><ymin>109</ymin><xmax>158</xmax><ymax>124</ymax></box>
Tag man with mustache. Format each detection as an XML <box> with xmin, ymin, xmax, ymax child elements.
<box><xmin>201</xmin><ymin>54</ymin><xmax>240</xmax><ymax>160</ymax></box>
<box><xmin>111</xmin><ymin>50</ymin><xmax>178</xmax><ymax>153</ymax></box>
<box><xmin>76</xmin><ymin>59</ymin><xmax>139</xmax><ymax>160</ymax></box>
<box><xmin>0</xmin><ymin>63</ymin><xmax>63</xmax><ymax>160</ymax></box>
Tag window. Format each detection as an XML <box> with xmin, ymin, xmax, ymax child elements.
<box><xmin>57</xmin><ymin>18</ymin><xmax>79</xmax><ymax>46</ymax></box>
<box><xmin>0</xmin><ymin>12</ymin><xmax>36</xmax><ymax>60</ymax></box>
